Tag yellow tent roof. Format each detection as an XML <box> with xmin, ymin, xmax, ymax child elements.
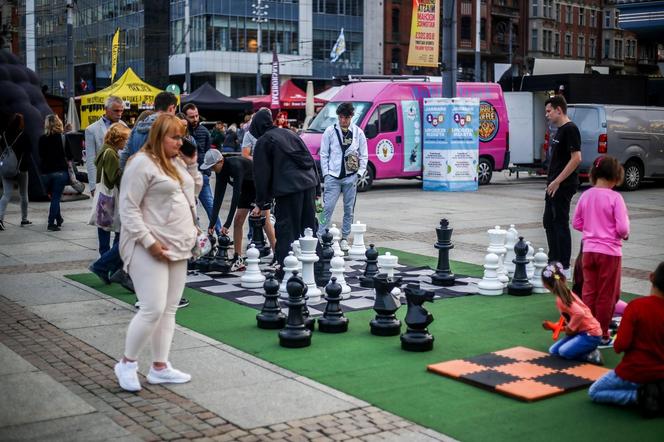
<box><xmin>79</xmin><ymin>68</ymin><xmax>163</xmax><ymax>129</ymax></box>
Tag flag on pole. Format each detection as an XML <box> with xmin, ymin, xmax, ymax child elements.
<box><xmin>110</xmin><ymin>28</ymin><xmax>120</xmax><ymax>82</ymax></box>
<box><xmin>330</xmin><ymin>28</ymin><xmax>346</xmax><ymax>63</ymax></box>
<box><xmin>270</xmin><ymin>50</ymin><xmax>280</xmax><ymax>111</ymax></box>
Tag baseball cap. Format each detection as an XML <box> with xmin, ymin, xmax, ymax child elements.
<box><xmin>200</xmin><ymin>149</ymin><xmax>223</xmax><ymax>170</ymax></box>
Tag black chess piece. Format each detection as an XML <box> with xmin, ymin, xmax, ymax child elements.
<box><xmin>431</xmin><ymin>219</ymin><xmax>456</xmax><ymax>287</ymax></box>
<box><xmin>318</xmin><ymin>277</ymin><xmax>349</xmax><ymax>333</ymax></box>
<box><xmin>195</xmin><ymin>234</ymin><xmax>217</xmax><ymax>272</ymax></box>
<box><xmin>209</xmin><ymin>234</ymin><xmax>231</xmax><ymax>273</ymax></box>
<box><xmin>279</xmin><ymin>271</ymin><xmax>312</xmax><ymax>348</ymax></box>
<box><xmin>507</xmin><ymin>236</ymin><xmax>533</xmax><ymax>296</ymax></box>
<box><xmin>301</xmin><ymin>284</ymin><xmax>316</xmax><ymax>332</ymax></box>
<box><xmin>315</xmin><ymin>229</ymin><xmax>334</xmax><ymax>287</ymax></box>
<box><xmin>370</xmin><ymin>273</ymin><xmax>403</xmax><ymax>336</ymax></box>
<box><xmin>249</xmin><ymin>214</ymin><xmax>271</xmax><ymax>258</ymax></box>
<box><xmin>400</xmin><ymin>284</ymin><xmax>435</xmax><ymax>352</ymax></box>
<box><xmin>257</xmin><ymin>275</ymin><xmax>286</xmax><ymax>329</ymax></box>
<box><xmin>360</xmin><ymin>244</ymin><xmax>379</xmax><ymax>288</ymax></box>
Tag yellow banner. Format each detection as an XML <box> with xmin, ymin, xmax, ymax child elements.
<box><xmin>406</xmin><ymin>0</ymin><xmax>440</xmax><ymax>67</ymax></box>
<box><xmin>110</xmin><ymin>28</ymin><xmax>120</xmax><ymax>82</ymax></box>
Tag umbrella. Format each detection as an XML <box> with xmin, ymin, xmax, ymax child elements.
<box><xmin>66</xmin><ymin>96</ymin><xmax>80</xmax><ymax>132</ymax></box>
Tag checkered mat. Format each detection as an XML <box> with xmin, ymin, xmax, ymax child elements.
<box><xmin>186</xmin><ymin>260</ymin><xmax>481</xmax><ymax>316</ymax></box>
<box><xmin>427</xmin><ymin>346</ymin><xmax>609</xmax><ymax>402</ymax></box>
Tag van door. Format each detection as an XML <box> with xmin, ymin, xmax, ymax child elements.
<box><xmin>364</xmin><ymin>103</ymin><xmax>401</xmax><ymax>179</ymax></box>
<box><xmin>648</xmin><ymin>109</ymin><xmax>664</xmax><ymax>176</ymax></box>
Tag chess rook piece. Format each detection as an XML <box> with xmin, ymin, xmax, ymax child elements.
<box><xmin>315</xmin><ymin>229</ymin><xmax>334</xmax><ymax>287</ymax></box>
<box><xmin>360</xmin><ymin>244</ymin><xmax>380</xmax><ymax>288</ymax></box>
<box><xmin>488</xmin><ymin>225</ymin><xmax>509</xmax><ymax>287</ymax></box>
<box><xmin>249</xmin><ymin>214</ymin><xmax>271</xmax><ymax>258</ymax></box>
<box><xmin>348</xmin><ymin>221</ymin><xmax>367</xmax><ymax>260</ymax></box>
<box><xmin>329</xmin><ymin>255</ymin><xmax>351</xmax><ymax>299</ymax></box>
<box><xmin>370</xmin><ymin>273</ymin><xmax>403</xmax><ymax>336</ymax></box>
<box><xmin>507</xmin><ymin>236</ymin><xmax>533</xmax><ymax>296</ymax></box>
<box><xmin>532</xmin><ymin>248</ymin><xmax>550</xmax><ymax>294</ymax></box>
<box><xmin>431</xmin><ymin>219</ymin><xmax>456</xmax><ymax>286</ymax></box>
<box><xmin>400</xmin><ymin>284</ymin><xmax>435</xmax><ymax>352</ymax></box>
<box><xmin>279</xmin><ymin>271</ymin><xmax>312</xmax><ymax>348</ymax></box>
<box><xmin>240</xmin><ymin>244</ymin><xmax>266</xmax><ymax>288</ymax></box>
<box><xmin>526</xmin><ymin>241</ymin><xmax>535</xmax><ymax>282</ymax></box>
<box><xmin>329</xmin><ymin>224</ymin><xmax>343</xmax><ymax>257</ymax></box>
<box><xmin>318</xmin><ymin>277</ymin><xmax>349</xmax><ymax>333</ymax></box>
<box><xmin>298</xmin><ymin>228</ymin><xmax>322</xmax><ymax>303</ymax></box>
<box><xmin>279</xmin><ymin>252</ymin><xmax>300</xmax><ymax>299</ymax></box>
<box><xmin>504</xmin><ymin>224</ymin><xmax>518</xmax><ymax>277</ymax></box>
<box><xmin>209</xmin><ymin>234</ymin><xmax>231</xmax><ymax>273</ymax></box>
<box><xmin>257</xmin><ymin>275</ymin><xmax>286</xmax><ymax>329</ymax></box>
<box><xmin>478</xmin><ymin>253</ymin><xmax>504</xmax><ymax>296</ymax></box>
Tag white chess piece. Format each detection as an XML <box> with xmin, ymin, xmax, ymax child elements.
<box><xmin>504</xmin><ymin>224</ymin><xmax>518</xmax><ymax>277</ymax></box>
<box><xmin>329</xmin><ymin>224</ymin><xmax>343</xmax><ymax>257</ymax></box>
<box><xmin>526</xmin><ymin>241</ymin><xmax>535</xmax><ymax>282</ymax></box>
<box><xmin>279</xmin><ymin>252</ymin><xmax>300</xmax><ymax>299</ymax></box>
<box><xmin>291</xmin><ymin>240</ymin><xmax>303</xmax><ymax>271</ymax></box>
<box><xmin>533</xmin><ymin>248</ymin><xmax>550</xmax><ymax>294</ymax></box>
<box><xmin>298</xmin><ymin>228</ymin><xmax>322</xmax><ymax>303</ymax></box>
<box><xmin>377</xmin><ymin>251</ymin><xmax>398</xmax><ymax>278</ymax></box>
<box><xmin>348</xmin><ymin>221</ymin><xmax>367</xmax><ymax>260</ymax></box>
<box><xmin>488</xmin><ymin>225</ymin><xmax>509</xmax><ymax>288</ymax></box>
<box><xmin>329</xmin><ymin>255</ymin><xmax>351</xmax><ymax>299</ymax></box>
<box><xmin>241</xmin><ymin>244</ymin><xmax>265</xmax><ymax>288</ymax></box>
<box><xmin>478</xmin><ymin>253</ymin><xmax>504</xmax><ymax>296</ymax></box>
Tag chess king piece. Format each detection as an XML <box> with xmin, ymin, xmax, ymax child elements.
<box><xmin>257</xmin><ymin>275</ymin><xmax>286</xmax><ymax>329</ymax></box>
<box><xmin>318</xmin><ymin>277</ymin><xmax>349</xmax><ymax>333</ymax></box>
<box><xmin>240</xmin><ymin>244</ymin><xmax>266</xmax><ymax>288</ymax></box>
<box><xmin>298</xmin><ymin>228</ymin><xmax>322</xmax><ymax>303</ymax></box>
<box><xmin>279</xmin><ymin>271</ymin><xmax>312</xmax><ymax>348</ymax></box>
<box><xmin>370</xmin><ymin>273</ymin><xmax>403</xmax><ymax>336</ymax></box>
<box><xmin>249</xmin><ymin>213</ymin><xmax>271</xmax><ymax>259</ymax></box>
<box><xmin>532</xmin><ymin>248</ymin><xmax>550</xmax><ymax>294</ymax></box>
<box><xmin>279</xmin><ymin>252</ymin><xmax>300</xmax><ymax>299</ymax></box>
<box><xmin>478</xmin><ymin>253</ymin><xmax>504</xmax><ymax>296</ymax></box>
<box><xmin>348</xmin><ymin>221</ymin><xmax>367</xmax><ymax>260</ymax></box>
<box><xmin>504</xmin><ymin>224</ymin><xmax>518</xmax><ymax>277</ymax></box>
<box><xmin>377</xmin><ymin>251</ymin><xmax>398</xmax><ymax>278</ymax></box>
<box><xmin>507</xmin><ymin>236</ymin><xmax>533</xmax><ymax>296</ymax></box>
<box><xmin>488</xmin><ymin>225</ymin><xmax>509</xmax><ymax>287</ymax></box>
<box><xmin>329</xmin><ymin>224</ymin><xmax>343</xmax><ymax>257</ymax></box>
<box><xmin>526</xmin><ymin>241</ymin><xmax>535</xmax><ymax>281</ymax></box>
<box><xmin>315</xmin><ymin>229</ymin><xmax>334</xmax><ymax>287</ymax></box>
<box><xmin>360</xmin><ymin>244</ymin><xmax>380</xmax><ymax>288</ymax></box>
<box><xmin>431</xmin><ymin>219</ymin><xmax>456</xmax><ymax>286</ymax></box>
<box><xmin>400</xmin><ymin>284</ymin><xmax>435</xmax><ymax>352</ymax></box>
<box><xmin>329</xmin><ymin>255</ymin><xmax>351</xmax><ymax>298</ymax></box>
<box><xmin>209</xmin><ymin>234</ymin><xmax>231</xmax><ymax>273</ymax></box>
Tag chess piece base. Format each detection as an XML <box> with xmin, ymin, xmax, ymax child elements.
<box><xmin>431</xmin><ymin>273</ymin><xmax>456</xmax><ymax>287</ymax></box>
<box><xmin>400</xmin><ymin>333</ymin><xmax>434</xmax><ymax>352</ymax></box>
<box><xmin>370</xmin><ymin>318</ymin><xmax>401</xmax><ymax>336</ymax></box>
<box><xmin>256</xmin><ymin>314</ymin><xmax>286</xmax><ymax>330</ymax></box>
<box><xmin>278</xmin><ymin>329</ymin><xmax>312</xmax><ymax>348</ymax></box>
<box><xmin>241</xmin><ymin>280</ymin><xmax>264</xmax><ymax>289</ymax></box>
<box><xmin>209</xmin><ymin>259</ymin><xmax>230</xmax><ymax>273</ymax></box>
<box><xmin>478</xmin><ymin>287</ymin><xmax>504</xmax><ymax>296</ymax></box>
<box><xmin>507</xmin><ymin>284</ymin><xmax>533</xmax><ymax>296</ymax></box>
<box><xmin>533</xmin><ymin>287</ymin><xmax>550</xmax><ymax>294</ymax></box>
<box><xmin>318</xmin><ymin>317</ymin><xmax>349</xmax><ymax>333</ymax></box>
<box><xmin>359</xmin><ymin>276</ymin><xmax>375</xmax><ymax>288</ymax></box>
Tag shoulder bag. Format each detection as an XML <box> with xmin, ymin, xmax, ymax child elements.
<box><xmin>0</xmin><ymin>131</ymin><xmax>21</xmax><ymax>178</ymax></box>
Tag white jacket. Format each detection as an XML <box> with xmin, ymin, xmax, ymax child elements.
<box><xmin>319</xmin><ymin>123</ymin><xmax>368</xmax><ymax>178</ymax></box>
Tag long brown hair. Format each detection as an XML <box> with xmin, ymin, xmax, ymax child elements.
<box><xmin>141</xmin><ymin>114</ymin><xmax>184</xmax><ymax>184</ymax></box>
<box><xmin>541</xmin><ymin>262</ymin><xmax>574</xmax><ymax>306</ymax></box>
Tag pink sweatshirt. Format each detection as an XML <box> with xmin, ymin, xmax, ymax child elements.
<box><xmin>572</xmin><ymin>187</ymin><xmax>630</xmax><ymax>256</ymax></box>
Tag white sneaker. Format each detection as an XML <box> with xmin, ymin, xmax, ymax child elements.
<box><xmin>146</xmin><ymin>362</ymin><xmax>192</xmax><ymax>385</ymax></box>
<box><xmin>114</xmin><ymin>360</ymin><xmax>141</xmax><ymax>392</ymax></box>
<box><xmin>562</xmin><ymin>267</ymin><xmax>572</xmax><ymax>279</ymax></box>
<box><xmin>339</xmin><ymin>239</ymin><xmax>350</xmax><ymax>252</ymax></box>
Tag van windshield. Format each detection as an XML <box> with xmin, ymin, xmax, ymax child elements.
<box><xmin>305</xmin><ymin>102</ymin><xmax>371</xmax><ymax>133</ymax></box>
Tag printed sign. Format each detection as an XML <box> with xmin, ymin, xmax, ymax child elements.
<box><xmin>376</xmin><ymin>139</ymin><xmax>395</xmax><ymax>163</ymax></box>
<box><xmin>402</xmin><ymin>100</ymin><xmax>422</xmax><ymax>172</ymax></box>
<box><xmin>406</xmin><ymin>0</ymin><xmax>440</xmax><ymax>67</ymax></box>
<box><xmin>479</xmin><ymin>101</ymin><xmax>499</xmax><ymax>142</ymax></box>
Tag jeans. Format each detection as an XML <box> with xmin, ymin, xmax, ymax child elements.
<box><xmin>543</xmin><ymin>186</ymin><xmax>575</xmax><ymax>268</ymax></box>
<box><xmin>91</xmin><ymin>240</ymin><xmax>123</xmax><ymax>277</ymax></box>
<box><xmin>549</xmin><ymin>332</ymin><xmax>601</xmax><ymax>361</ymax></box>
<box><xmin>199</xmin><ymin>174</ymin><xmax>221</xmax><ymax>233</ymax></box>
<box><xmin>318</xmin><ymin>174</ymin><xmax>358</xmax><ymax>238</ymax></box>
<box><xmin>41</xmin><ymin>171</ymin><xmax>68</xmax><ymax>226</ymax></box>
<box><xmin>0</xmin><ymin>172</ymin><xmax>29</xmax><ymax>221</ymax></box>
<box><xmin>98</xmin><ymin>228</ymin><xmax>119</xmax><ymax>256</ymax></box>
<box><xmin>589</xmin><ymin>370</ymin><xmax>639</xmax><ymax>405</ymax></box>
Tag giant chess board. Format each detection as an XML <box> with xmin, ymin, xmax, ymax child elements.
<box><xmin>186</xmin><ymin>259</ymin><xmax>482</xmax><ymax>316</ymax></box>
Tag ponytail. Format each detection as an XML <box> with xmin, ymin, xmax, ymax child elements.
<box><xmin>542</xmin><ymin>262</ymin><xmax>573</xmax><ymax>306</ymax></box>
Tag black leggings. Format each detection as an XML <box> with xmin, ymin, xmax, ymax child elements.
<box><xmin>274</xmin><ymin>187</ymin><xmax>318</xmax><ymax>267</ymax></box>
<box><xmin>543</xmin><ymin>187</ymin><xmax>575</xmax><ymax>268</ymax></box>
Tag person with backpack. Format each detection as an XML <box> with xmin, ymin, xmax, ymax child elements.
<box><xmin>0</xmin><ymin>112</ymin><xmax>32</xmax><ymax>230</ymax></box>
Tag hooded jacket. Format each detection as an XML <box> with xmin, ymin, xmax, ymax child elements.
<box><xmin>250</xmin><ymin>110</ymin><xmax>320</xmax><ymax>205</ymax></box>
<box><xmin>119</xmin><ymin>113</ymin><xmax>159</xmax><ymax>170</ymax></box>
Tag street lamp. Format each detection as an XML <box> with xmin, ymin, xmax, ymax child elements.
<box><xmin>252</xmin><ymin>0</ymin><xmax>269</xmax><ymax>95</ymax></box>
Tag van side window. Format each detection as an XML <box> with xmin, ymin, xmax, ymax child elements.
<box><xmin>366</xmin><ymin>104</ymin><xmax>398</xmax><ymax>136</ymax></box>
<box><xmin>572</xmin><ymin>108</ymin><xmax>600</xmax><ymax>130</ymax></box>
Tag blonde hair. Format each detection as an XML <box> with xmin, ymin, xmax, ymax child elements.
<box><xmin>44</xmin><ymin>114</ymin><xmax>64</xmax><ymax>136</ymax></box>
<box><xmin>141</xmin><ymin>114</ymin><xmax>185</xmax><ymax>184</ymax></box>
<box><xmin>104</xmin><ymin>123</ymin><xmax>130</xmax><ymax>150</ymax></box>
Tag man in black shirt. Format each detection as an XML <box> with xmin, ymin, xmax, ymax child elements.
<box><xmin>543</xmin><ymin>95</ymin><xmax>582</xmax><ymax>275</ymax></box>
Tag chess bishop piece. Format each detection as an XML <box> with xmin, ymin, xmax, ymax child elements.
<box><xmin>532</xmin><ymin>248</ymin><xmax>550</xmax><ymax>294</ymax></box>
<box><xmin>279</xmin><ymin>271</ymin><xmax>312</xmax><ymax>348</ymax></box>
<box><xmin>298</xmin><ymin>228</ymin><xmax>322</xmax><ymax>303</ymax></box>
<box><xmin>478</xmin><ymin>253</ymin><xmax>504</xmax><ymax>296</ymax></box>
<box><xmin>400</xmin><ymin>284</ymin><xmax>435</xmax><ymax>352</ymax></box>
<box><xmin>507</xmin><ymin>237</ymin><xmax>533</xmax><ymax>296</ymax></box>
<box><xmin>431</xmin><ymin>219</ymin><xmax>456</xmax><ymax>286</ymax></box>
<box><xmin>370</xmin><ymin>273</ymin><xmax>403</xmax><ymax>336</ymax></box>
<box><xmin>257</xmin><ymin>275</ymin><xmax>286</xmax><ymax>329</ymax></box>
<box><xmin>359</xmin><ymin>244</ymin><xmax>380</xmax><ymax>288</ymax></box>
<box><xmin>240</xmin><ymin>244</ymin><xmax>266</xmax><ymax>288</ymax></box>
<box><xmin>318</xmin><ymin>277</ymin><xmax>349</xmax><ymax>333</ymax></box>
<box><xmin>348</xmin><ymin>221</ymin><xmax>367</xmax><ymax>260</ymax></box>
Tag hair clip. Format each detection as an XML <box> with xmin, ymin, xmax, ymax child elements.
<box><xmin>554</xmin><ymin>274</ymin><xmax>560</xmax><ymax>280</ymax></box>
<box><xmin>543</xmin><ymin>269</ymin><xmax>552</xmax><ymax>278</ymax></box>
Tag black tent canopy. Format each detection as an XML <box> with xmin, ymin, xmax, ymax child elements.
<box><xmin>182</xmin><ymin>83</ymin><xmax>251</xmax><ymax>112</ymax></box>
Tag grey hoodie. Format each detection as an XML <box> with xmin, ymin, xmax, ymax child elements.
<box><xmin>119</xmin><ymin>113</ymin><xmax>159</xmax><ymax>170</ymax></box>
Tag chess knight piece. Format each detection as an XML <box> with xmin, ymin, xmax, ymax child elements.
<box><xmin>370</xmin><ymin>273</ymin><xmax>403</xmax><ymax>336</ymax></box>
<box><xmin>431</xmin><ymin>219</ymin><xmax>456</xmax><ymax>286</ymax></box>
<box><xmin>318</xmin><ymin>277</ymin><xmax>349</xmax><ymax>333</ymax></box>
<box><xmin>507</xmin><ymin>236</ymin><xmax>533</xmax><ymax>296</ymax></box>
<box><xmin>257</xmin><ymin>275</ymin><xmax>286</xmax><ymax>329</ymax></box>
<box><xmin>279</xmin><ymin>271</ymin><xmax>312</xmax><ymax>348</ymax></box>
<box><xmin>400</xmin><ymin>284</ymin><xmax>435</xmax><ymax>352</ymax></box>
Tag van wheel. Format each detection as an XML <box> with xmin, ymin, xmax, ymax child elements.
<box><xmin>478</xmin><ymin>157</ymin><xmax>493</xmax><ymax>185</ymax></box>
<box><xmin>622</xmin><ymin>160</ymin><xmax>642</xmax><ymax>191</ymax></box>
<box><xmin>357</xmin><ymin>166</ymin><xmax>374</xmax><ymax>192</ymax></box>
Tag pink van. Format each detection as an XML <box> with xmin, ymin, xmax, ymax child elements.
<box><xmin>301</xmin><ymin>80</ymin><xmax>510</xmax><ymax>191</ymax></box>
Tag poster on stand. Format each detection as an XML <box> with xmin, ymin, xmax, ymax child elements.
<box><xmin>401</xmin><ymin>100</ymin><xmax>422</xmax><ymax>172</ymax></box>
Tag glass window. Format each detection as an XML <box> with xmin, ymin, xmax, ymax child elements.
<box><xmin>532</xmin><ymin>0</ymin><xmax>538</xmax><ymax>17</ymax></box>
<box><xmin>590</xmin><ymin>38</ymin><xmax>596</xmax><ymax>59</ymax></box>
<box><xmin>325</xmin><ymin>0</ymin><xmax>338</xmax><ymax>14</ymax></box>
<box><xmin>531</xmin><ymin>28</ymin><xmax>538</xmax><ymax>52</ymax></box>
<box><xmin>366</xmin><ymin>104</ymin><xmax>397</xmax><ymax>135</ymax></box>
<box><xmin>461</xmin><ymin>16</ymin><xmax>472</xmax><ymax>40</ymax></box>
<box><xmin>571</xmin><ymin>107</ymin><xmax>599</xmax><ymax>131</ymax></box>
<box><xmin>604</xmin><ymin>11</ymin><xmax>611</xmax><ymax>28</ymax></box>
<box><xmin>392</xmin><ymin>8</ymin><xmax>400</xmax><ymax>33</ymax></box>
<box><xmin>306</xmin><ymin>101</ymin><xmax>372</xmax><ymax>133</ymax></box>
<box><xmin>578</xmin><ymin>36</ymin><xmax>584</xmax><ymax>58</ymax></box>
<box><xmin>579</xmin><ymin>8</ymin><xmax>584</xmax><ymax>26</ymax></box>
<box><xmin>566</xmin><ymin>5</ymin><xmax>572</xmax><ymax>24</ymax></box>
<box><xmin>555</xmin><ymin>3</ymin><xmax>560</xmax><ymax>21</ymax></box>
<box><xmin>565</xmin><ymin>34</ymin><xmax>571</xmax><ymax>56</ymax></box>
<box><xmin>554</xmin><ymin>33</ymin><xmax>560</xmax><ymax>55</ymax></box>
<box><xmin>604</xmin><ymin>38</ymin><xmax>610</xmax><ymax>59</ymax></box>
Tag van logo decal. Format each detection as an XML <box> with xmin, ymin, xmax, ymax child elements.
<box><xmin>478</xmin><ymin>101</ymin><xmax>499</xmax><ymax>142</ymax></box>
<box><xmin>376</xmin><ymin>139</ymin><xmax>395</xmax><ymax>163</ymax></box>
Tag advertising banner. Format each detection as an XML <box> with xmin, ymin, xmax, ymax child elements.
<box><xmin>406</xmin><ymin>0</ymin><xmax>440</xmax><ymax>67</ymax></box>
<box><xmin>401</xmin><ymin>100</ymin><xmax>422</xmax><ymax>172</ymax></box>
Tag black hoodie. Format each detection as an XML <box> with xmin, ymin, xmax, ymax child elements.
<box><xmin>250</xmin><ymin>110</ymin><xmax>320</xmax><ymax>205</ymax></box>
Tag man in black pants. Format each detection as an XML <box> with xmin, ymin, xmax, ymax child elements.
<box><xmin>543</xmin><ymin>95</ymin><xmax>582</xmax><ymax>278</ymax></box>
<box><xmin>250</xmin><ymin>109</ymin><xmax>320</xmax><ymax>274</ymax></box>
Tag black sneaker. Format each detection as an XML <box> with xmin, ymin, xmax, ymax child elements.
<box><xmin>56</xmin><ymin>216</ymin><xmax>64</xmax><ymax>227</ymax></box>
<box><xmin>178</xmin><ymin>298</ymin><xmax>190</xmax><ymax>309</ymax></box>
<box><xmin>637</xmin><ymin>383</ymin><xmax>661</xmax><ymax>418</ymax></box>
<box><xmin>110</xmin><ymin>269</ymin><xmax>135</xmax><ymax>293</ymax></box>
<box><xmin>47</xmin><ymin>224</ymin><xmax>60</xmax><ymax>231</ymax></box>
<box><xmin>0</xmin><ymin>220</ymin><xmax>4</xmax><ymax>231</ymax></box>
<box><xmin>88</xmin><ymin>264</ymin><xmax>111</xmax><ymax>285</ymax></box>
<box><xmin>20</xmin><ymin>219</ymin><xmax>32</xmax><ymax>226</ymax></box>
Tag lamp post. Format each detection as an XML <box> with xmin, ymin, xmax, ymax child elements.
<box><xmin>252</xmin><ymin>0</ymin><xmax>269</xmax><ymax>95</ymax></box>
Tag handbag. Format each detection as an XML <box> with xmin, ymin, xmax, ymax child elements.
<box><xmin>60</xmin><ymin>134</ymin><xmax>85</xmax><ymax>193</ymax></box>
<box><xmin>88</xmin><ymin>150</ymin><xmax>120</xmax><ymax>231</ymax></box>
<box><xmin>334</xmin><ymin>126</ymin><xmax>359</xmax><ymax>174</ymax></box>
<box><xmin>0</xmin><ymin>131</ymin><xmax>20</xmax><ymax>178</ymax></box>
<box><xmin>176</xmin><ymin>161</ymin><xmax>210</xmax><ymax>259</ymax></box>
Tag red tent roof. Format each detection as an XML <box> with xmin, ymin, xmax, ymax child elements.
<box><xmin>239</xmin><ymin>80</ymin><xmax>325</xmax><ymax>110</ymax></box>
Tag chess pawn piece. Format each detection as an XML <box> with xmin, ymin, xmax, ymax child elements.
<box><xmin>532</xmin><ymin>248</ymin><xmax>550</xmax><ymax>294</ymax></box>
<box><xmin>400</xmin><ymin>284</ymin><xmax>435</xmax><ymax>352</ymax></box>
<box><xmin>507</xmin><ymin>236</ymin><xmax>533</xmax><ymax>296</ymax></box>
<box><xmin>526</xmin><ymin>241</ymin><xmax>535</xmax><ymax>282</ymax></box>
<box><xmin>249</xmin><ymin>213</ymin><xmax>271</xmax><ymax>258</ymax></box>
<box><xmin>279</xmin><ymin>252</ymin><xmax>300</xmax><ymax>299</ymax></box>
<box><xmin>257</xmin><ymin>275</ymin><xmax>286</xmax><ymax>329</ymax></box>
<box><xmin>478</xmin><ymin>253</ymin><xmax>504</xmax><ymax>296</ymax></box>
<box><xmin>370</xmin><ymin>273</ymin><xmax>403</xmax><ymax>336</ymax></box>
<box><xmin>348</xmin><ymin>221</ymin><xmax>367</xmax><ymax>260</ymax></box>
<box><xmin>298</xmin><ymin>228</ymin><xmax>322</xmax><ymax>303</ymax></box>
<box><xmin>488</xmin><ymin>225</ymin><xmax>509</xmax><ymax>287</ymax></box>
<box><xmin>360</xmin><ymin>244</ymin><xmax>380</xmax><ymax>288</ymax></box>
<box><xmin>329</xmin><ymin>224</ymin><xmax>343</xmax><ymax>257</ymax></box>
<box><xmin>329</xmin><ymin>255</ymin><xmax>351</xmax><ymax>299</ymax></box>
<box><xmin>431</xmin><ymin>219</ymin><xmax>456</xmax><ymax>286</ymax></box>
<box><xmin>240</xmin><ymin>244</ymin><xmax>266</xmax><ymax>288</ymax></box>
<box><xmin>209</xmin><ymin>234</ymin><xmax>232</xmax><ymax>273</ymax></box>
<box><xmin>315</xmin><ymin>229</ymin><xmax>335</xmax><ymax>287</ymax></box>
<box><xmin>504</xmin><ymin>224</ymin><xmax>518</xmax><ymax>277</ymax></box>
<box><xmin>279</xmin><ymin>271</ymin><xmax>312</xmax><ymax>348</ymax></box>
<box><xmin>318</xmin><ymin>277</ymin><xmax>349</xmax><ymax>333</ymax></box>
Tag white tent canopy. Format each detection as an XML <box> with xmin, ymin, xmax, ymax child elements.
<box><xmin>315</xmin><ymin>86</ymin><xmax>343</xmax><ymax>102</ymax></box>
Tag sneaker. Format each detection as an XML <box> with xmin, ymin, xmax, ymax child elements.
<box><xmin>88</xmin><ymin>263</ymin><xmax>111</xmax><ymax>285</ymax></box>
<box><xmin>178</xmin><ymin>297</ymin><xmax>190</xmax><ymax>309</ymax></box>
<box><xmin>146</xmin><ymin>362</ymin><xmax>191</xmax><ymax>385</ymax></box>
<box><xmin>598</xmin><ymin>337</ymin><xmax>614</xmax><ymax>349</ymax></box>
<box><xmin>114</xmin><ymin>360</ymin><xmax>141</xmax><ymax>392</ymax></box>
<box><xmin>562</xmin><ymin>267</ymin><xmax>572</xmax><ymax>279</ymax></box>
<box><xmin>20</xmin><ymin>219</ymin><xmax>32</xmax><ymax>226</ymax></box>
<box><xmin>339</xmin><ymin>239</ymin><xmax>350</xmax><ymax>252</ymax></box>
<box><xmin>0</xmin><ymin>220</ymin><xmax>4</xmax><ymax>231</ymax></box>
<box><xmin>110</xmin><ymin>269</ymin><xmax>135</xmax><ymax>293</ymax></box>
<box><xmin>584</xmin><ymin>349</ymin><xmax>604</xmax><ymax>366</ymax></box>
<box><xmin>134</xmin><ymin>300</ymin><xmax>141</xmax><ymax>309</ymax></box>
<box><xmin>230</xmin><ymin>256</ymin><xmax>246</xmax><ymax>272</ymax></box>
<box><xmin>56</xmin><ymin>216</ymin><xmax>64</xmax><ymax>227</ymax></box>
<box><xmin>47</xmin><ymin>224</ymin><xmax>60</xmax><ymax>231</ymax></box>
<box><xmin>637</xmin><ymin>383</ymin><xmax>661</xmax><ymax>418</ymax></box>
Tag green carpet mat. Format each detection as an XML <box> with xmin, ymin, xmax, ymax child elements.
<box><xmin>68</xmin><ymin>252</ymin><xmax>662</xmax><ymax>441</ymax></box>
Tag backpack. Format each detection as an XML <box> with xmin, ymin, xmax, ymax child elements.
<box><xmin>0</xmin><ymin>131</ymin><xmax>20</xmax><ymax>178</ymax></box>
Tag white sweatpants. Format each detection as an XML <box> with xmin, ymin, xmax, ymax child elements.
<box><xmin>124</xmin><ymin>244</ymin><xmax>187</xmax><ymax>362</ymax></box>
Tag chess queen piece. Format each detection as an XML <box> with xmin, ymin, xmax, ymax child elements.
<box><xmin>257</xmin><ymin>275</ymin><xmax>286</xmax><ymax>329</ymax></box>
<box><xmin>488</xmin><ymin>225</ymin><xmax>509</xmax><ymax>287</ymax></box>
<box><xmin>279</xmin><ymin>252</ymin><xmax>300</xmax><ymax>299</ymax></box>
<box><xmin>249</xmin><ymin>213</ymin><xmax>271</xmax><ymax>259</ymax></box>
<box><xmin>329</xmin><ymin>223</ymin><xmax>343</xmax><ymax>257</ymax></box>
<box><xmin>370</xmin><ymin>273</ymin><xmax>403</xmax><ymax>336</ymax></box>
<box><xmin>504</xmin><ymin>224</ymin><xmax>518</xmax><ymax>277</ymax></box>
<box><xmin>532</xmin><ymin>248</ymin><xmax>550</xmax><ymax>294</ymax></box>
<box><xmin>477</xmin><ymin>253</ymin><xmax>504</xmax><ymax>296</ymax></box>
<box><xmin>400</xmin><ymin>284</ymin><xmax>435</xmax><ymax>352</ymax></box>
<box><xmin>298</xmin><ymin>228</ymin><xmax>322</xmax><ymax>303</ymax></box>
<box><xmin>279</xmin><ymin>271</ymin><xmax>312</xmax><ymax>348</ymax></box>
<box><xmin>526</xmin><ymin>241</ymin><xmax>535</xmax><ymax>282</ymax></box>
<box><xmin>315</xmin><ymin>229</ymin><xmax>334</xmax><ymax>287</ymax></box>
<box><xmin>318</xmin><ymin>277</ymin><xmax>349</xmax><ymax>333</ymax></box>
<box><xmin>240</xmin><ymin>244</ymin><xmax>266</xmax><ymax>288</ymax></box>
<box><xmin>431</xmin><ymin>219</ymin><xmax>456</xmax><ymax>286</ymax></box>
<box><xmin>348</xmin><ymin>221</ymin><xmax>367</xmax><ymax>260</ymax></box>
<box><xmin>329</xmin><ymin>255</ymin><xmax>351</xmax><ymax>298</ymax></box>
<box><xmin>360</xmin><ymin>244</ymin><xmax>380</xmax><ymax>288</ymax></box>
<box><xmin>209</xmin><ymin>234</ymin><xmax>231</xmax><ymax>273</ymax></box>
<box><xmin>507</xmin><ymin>237</ymin><xmax>533</xmax><ymax>296</ymax></box>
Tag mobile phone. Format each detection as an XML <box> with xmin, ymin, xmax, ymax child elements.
<box><xmin>180</xmin><ymin>137</ymin><xmax>197</xmax><ymax>157</ymax></box>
